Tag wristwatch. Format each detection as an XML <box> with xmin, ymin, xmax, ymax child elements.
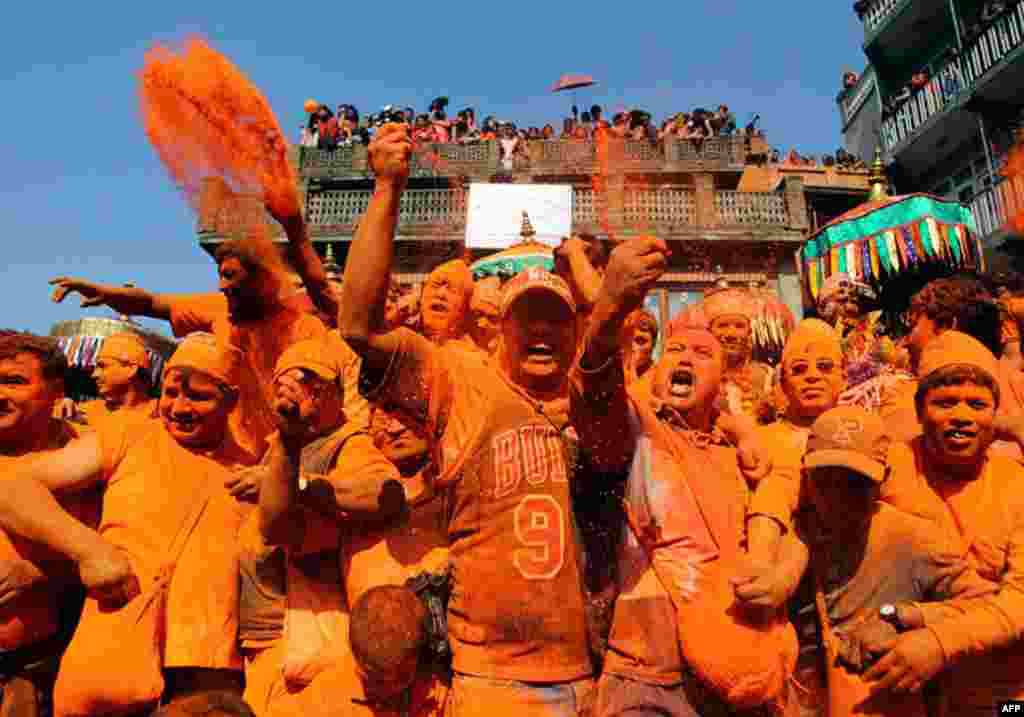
<box><xmin>879</xmin><ymin>603</ymin><xmax>904</xmax><ymax>630</ymax></box>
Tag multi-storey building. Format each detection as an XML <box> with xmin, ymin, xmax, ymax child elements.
<box><xmin>198</xmin><ymin>136</ymin><xmax>869</xmax><ymax>334</ymax></box>
<box><xmin>840</xmin><ymin>0</ymin><xmax>1024</xmax><ymax>240</ymax></box>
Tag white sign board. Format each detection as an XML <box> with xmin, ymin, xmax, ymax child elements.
<box><xmin>465</xmin><ymin>184</ymin><xmax>573</xmax><ymax>249</ymax></box>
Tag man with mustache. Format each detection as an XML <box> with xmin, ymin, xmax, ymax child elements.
<box><xmin>0</xmin><ymin>334</ymin><xmax>100</xmax><ymax>717</ymax></box>
<box><xmin>340</xmin><ymin>122</ymin><xmax>596</xmax><ymax>716</ymax></box>
<box><xmin>0</xmin><ymin>333</ymin><xmax>263</xmax><ymax>712</ymax></box>
<box><xmin>238</xmin><ymin>339</ymin><xmax>405</xmax><ymax>717</ymax></box>
<box><xmin>701</xmin><ymin>286</ymin><xmax>774</xmax><ymax>421</ymax></box>
<box><xmin>572</xmin><ymin>239</ymin><xmax>801</xmax><ymax>717</ymax></box>
<box><xmin>856</xmin><ymin>332</ymin><xmax>1024</xmax><ymax>713</ymax></box>
<box><xmin>48</xmin><ymin>235</ymin><xmax>370</xmax><ymax>453</ymax></box>
<box><xmin>49</xmin><ymin>241</ymin><xmax>326</xmax><ymax>456</ymax></box>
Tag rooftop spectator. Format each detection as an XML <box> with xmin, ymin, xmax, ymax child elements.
<box><xmin>711</xmin><ymin>104</ymin><xmax>737</xmax><ymax>136</ymax></box>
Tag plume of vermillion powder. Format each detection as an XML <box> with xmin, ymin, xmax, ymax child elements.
<box><xmin>138</xmin><ymin>37</ymin><xmax>299</xmax><ymax>244</ymax></box>
<box><xmin>591</xmin><ymin>126</ymin><xmax>651</xmax><ymax>241</ymax></box>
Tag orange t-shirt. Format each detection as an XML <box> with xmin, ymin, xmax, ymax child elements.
<box><xmin>0</xmin><ymin>418</ymin><xmax>98</xmax><ymax>651</ymax></box>
<box><xmin>169</xmin><ymin>293</ymin><xmax>328</xmax><ymax>454</ymax></box>
<box><xmin>93</xmin><ymin>415</ymin><xmax>255</xmax><ymax>670</ymax></box>
<box><xmin>366</xmin><ymin>328</ymin><xmax>593</xmax><ymax>683</ymax></box>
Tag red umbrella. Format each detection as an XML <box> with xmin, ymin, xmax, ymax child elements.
<box><xmin>551</xmin><ymin>74</ymin><xmax>596</xmax><ymax>92</ymax></box>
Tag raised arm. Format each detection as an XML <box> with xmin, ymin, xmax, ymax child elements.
<box><xmin>256</xmin><ymin>433</ymin><xmax>304</xmax><ymax>547</ymax></box>
<box><xmin>572</xmin><ymin>237</ymin><xmax>668</xmax><ymax>473</ymax></box>
<box><xmin>49</xmin><ymin>278</ymin><xmax>173</xmax><ymax>320</ymax></box>
<box><xmin>265</xmin><ymin>182</ymin><xmax>339</xmax><ymax>324</ymax></box>
<box><xmin>337</xmin><ymin>123</ymin><xmax>412</xmax><ymax>378</ymax></box>
<box><xmin>554</xmin><ymin>236</ymin><xmax>604</xmax><ymax>314</ymax></box>
<box><xmin>0</xmin><ymin>434</ymin><xmax>138</xmax><ymax>605</ymax></box>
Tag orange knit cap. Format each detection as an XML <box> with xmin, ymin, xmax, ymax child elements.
<box><xmin>702</xmin><ymin>288</ymin><xmax>754</xmax><ymax>325</ymax></box>
<box><xmin>164</xmin><ymin>332</ymin><xmax>241</xmax><ymax>391</ymax></box>
<box><xmin>98</xmin><ymin>332</ymin><xmax>151</xmax><ymax>369</ymax></box>
<box><xmin>917</xmin><ymin>330</ymin><xmax>999</xmax><ymax>382</ymax></box>
<box><xmin>273</xmin><ymin>338</ymin><xmax>342</xmax><ymax>386</ymax></box>
<box><xmin>781</xmin><ymin>319</ymin><xmax>842</xmax><ymax>367</ymax></box>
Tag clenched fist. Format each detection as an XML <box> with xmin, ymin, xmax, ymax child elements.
<box><xmin>78</xmin><ymin>544</ymin><xmax>141</xmax><ymax>608</ymax></box>
<box><xmin>600</xmin><ymin>236</ymin><xmax>669</xmax><ymax>314</ymax></box>
<box><xmin>368</xmin><ymin>124</ymin><xmax>413</xmax><ymax>187</ymax></box>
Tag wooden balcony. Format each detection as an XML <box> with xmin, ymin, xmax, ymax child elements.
<box><xmin>297</xmin><ymin>136</ymin><xmax>751</xmax><ymax>181</ymax></box>
<box><xmin>303</xmin><ymin>184</ymin><xmax>806</xmax><ymax>241</ymax></box>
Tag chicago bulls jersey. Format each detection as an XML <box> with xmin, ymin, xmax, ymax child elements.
<box><xmin>363</xmin><ymin>330</ymin><xmax>593</xmax><ymax>683</ymax></box>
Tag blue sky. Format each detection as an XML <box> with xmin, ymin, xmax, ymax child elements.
<box><xmin>1</xmin><ymin>2</ymin><xmax>866</xmax><ymax>335</ymax></box>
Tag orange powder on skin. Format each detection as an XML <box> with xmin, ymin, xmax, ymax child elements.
<box><xmin>139</xmin><ymin>37</ymin><xmax>299</xmax><ymax>242</ymax></box>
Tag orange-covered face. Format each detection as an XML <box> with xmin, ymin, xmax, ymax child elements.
<box><xmin>709</xmin><ymin>315</ymin><xmax>751</xmax><ymax>365</ymax></box>
<box><xmin>93</xmin><ymin>357</ymin><xmax>139</xmax><ymax>400</ymax></box>
<box><xmin>421</xmin><ymin>265</ymin><xmax>471</xmax><ymax>340</ymax></box>
<box><xmin>501</xmin><ymin>292</ymin><xmax>577</xmax><ymax>395</ymax></box>
<box><xmin>160</xmin><ymin>368</ymin><xmax>235</xmax><ymax>450</ymax></box>
<box><xmin>371</xmin><ymin>408</ymin><xmax>429</xmax><ymax>476</ymax></box>
<box><xmin>0</xmin><ymin>354</ymin><xmax>60</xmax><ymax>442</ymax></box>
<box><xmin>218</xmin><ymin>256</ymin><xmax>277</xmax><ymax>324</ymax></box>
<box><xmin>652</xmin><ymin>330</ymin><xmax>724</xmax><ymax>422</ymax></box>
<box><xmin>782</xmin><ymin>347</ymin><xmax>844</xmax><ymax>422</ymax></box>
<box><xmin>919</xmin><ymin>381</ymin><xmax>997</xmax><ymax>469</ymax></box>
<box><xmin>272</xmin><ymin>368</ymin><xmax>342</xmax><ymax>440</ymax></box>
<box><xmin>469</xmin><ymin>298</ymin><xmax>501</xmax><ymax>355</ymax></box>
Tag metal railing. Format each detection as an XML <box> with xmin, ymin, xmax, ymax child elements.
<box><xmin>862</xmin><ymin>0</ymin><xmax>904</xmax><ymax>35</ymax></box>
<box><xmin>305</xmin><ymin>187</ymin><xmax>794</xmax><ymax>232</ymax></box>
<box><xmin>881</xmin><ymin>0</ymin><xmax>1024</xmax><ymax>152</ymax></box>
<box><xmin>297</xmin><ymin>136</ymin><xmax>751</xmax><ymax>180</ymax></box>
<box><xmin>968</xmin><ymin>183</ymin><xmax>1009</xmax><ymax>237</ymax></box>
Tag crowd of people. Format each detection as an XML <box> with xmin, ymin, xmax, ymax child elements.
<box><xmin>1</xmin><ymin>123</ymin><xmax>1023</xmax><ymax>717</ymax></box>
<box><xmin>301</xmin><ymin>98</ymin><xmax>869</xmax><ymax>174</ymax></box>
<box><xmin>301</xmin><ymin>98</ymin><xmax>758</xmax><ymax>151</ymax></box>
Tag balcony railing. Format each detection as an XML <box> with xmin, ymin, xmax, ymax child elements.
<box><xmin>881</xmin><ymin>0</ymin><xmax>1024</xmax><ymax>152</ymax></box>
<box><xmin>297</xmin><ymin>136</ymin><xmax>750</xmax><ymax>180</ymax></box>
<box><xmin>861</xmin><ymin>0</ymin><xmax>904</xmax><ymax>35</ymax></box>
<box><xmin>969</xmin><ymin>183</ymin><xmax>1010</xmax><ymax>237</ymax></box>
<box><xmin>715</xmin><ymin>191</ymin><xmax>789</xmax><ymax>225</ymax></box>
<box><xmin>305</xmin><ymin>187</ymin><xmax>797</xmax><ymax>234</ymax></box>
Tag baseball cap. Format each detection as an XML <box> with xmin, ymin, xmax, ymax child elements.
<box><xmin>273</xmin><ymin>339</ymin><xmax>342</xmax><ymax>385</ymax></box>
<box><xmin>917</xmin><ymin>330</ymin><xmax>999</xmax><ymax>383</ymax></box>
<box><xmin>804</xmin><ymin>406</ymin><xmax>889</xmax><ymax>483</ymax></box>
<box><xmin>500</xmin><ymin>268</ymin><xmax>576</xmax><ymax>318</ymax></box>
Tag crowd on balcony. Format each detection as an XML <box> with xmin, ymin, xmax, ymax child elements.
<box><xmin>299</xmin><ymin>97</ymin><xmax>762</xmax><ymax>152</ymax></box>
